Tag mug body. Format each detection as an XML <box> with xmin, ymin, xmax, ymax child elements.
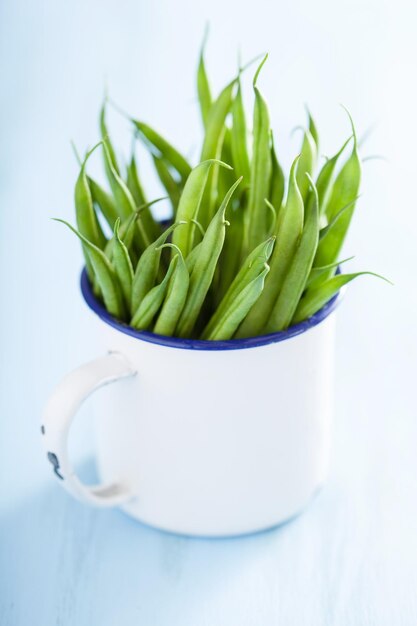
<box><xmin>87</xmin><ymin>280</ymin><xmax>338</xmax><ymax>537</ymax></box>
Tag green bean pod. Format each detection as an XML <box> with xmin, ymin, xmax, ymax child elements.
<box><xmin>172</xmin><ymin>159</ymin><xmax>232</xmax><ymax>258</ymax></box>
<box><xmin>100</xmin><ymin>101</ymin><xmax>120</xmax><ymax>174</ymax></box>
<box><xmin>306</xmin><ymin>255</ymin><xmax>354</xmax><ymax>290</ymax></box>
<box><xmin>296</xmin><ymin>127</ymin><xmax>317</xmax><ymax>202</ymax></box>
<box><xmin>131</xmin><ymin>221</ymin><xmax>186</xmax><ymax>316</ymax></box>
<box><xmin>198</xmin><ymin>78</ymin><xmax>237</xmax><ymax>227</ymax></box>
<box><xmin>185</xmin><ymin>241</ymin><xmax>202</xmax><ymax>274</ymax></box>
<box><xmin>231</xmin><ymin>78</ymin><xmax>250</xmax><ymax>182</ymax></box>
<box><xmin>102</xmin><ymin>142</ymin><xmax>134</xmax><ymax>219</ymax></box>
<box><xmin>176</xmin><ymin>176</ymin><xmax>242</xmax><ymax>338</ymax></box>
<box><xmin>217</xmin><ymin>128</ymin><xmax>237</xmax><ymax>202</ymax></box>
<box><xmin>314</xmin><ymin>122</ymin><xmax>361</xmax><ymax>269</ymax></box>
<box><xmin>104</xmin><ymin>197</ymin><xmax>167</xmax><ymax>261</ymax></box>
<box><xmin>203</xmin><ymin>265</ymin><xmax>270</xmax><ymax>341</ymax></box>
<box><xmin>269</xmin><ymin>132</ymin><xmax>285</xmax><ymax>221</ymax></box>
<box><xmin>313</xmin><ymin>135</ymin><xmax>352</xmax><ymax>220</ymax></box>
<box><xmin>237</xmin><ymin>155</ymin><xmax>304</xmax><ymax>338</ymax></box>
<box><xmin>153</xmin><ymin>244</ymin><xmax>190</xmax><ymax>336</ymax></box>
<box><xmin>112</xmin><ymin>218</ymin><xmax>134</xmax><ymax>306</ymax></box>
<box><xmin>265</xmin><ymin>199</ymin><xmax>277</xmax><ymax>237</ymax></box>
<box><xmin>197</xmin><ymin>32</ymin><xmax>212</xmax><ymax>128</ymax></box>
<box><xmin>74</xmin><ymin>143</ymin><xmax>107</xmax><ymax>282</ymax></box>
<box><xmin>102</xmin><ymin>141</ymin><xmax>151</xmax><ymax>251</ymax></box>
<box><xmin>131</xmin><ymin>256</ymin><xmax>177</xmax><ymax>330</ymax></box>
<box><xmin>292</xmin><ymin>271</ymin><xmax>389</xmax><ymax>324</ymax></box>
<box><xmin>266</xmin><ymin>174</ymin><xmax>319</xmax><ymax>331</ymax></box>
<box><xmin>325</xmin><ymin>110</ymin><xmax>361</xmax><ymax>220</ymax></box>
<box><xmin>309</xmin><ymin>110</ymin><xmax>319</xmax><ymax>147</ymax></box>
<box><xmin>88</xmin><ymin>177</ymin><xmax>119</xmax><ymax>229</ymax></box>
<box><xmin>132</xmin><ymin>120</ymin><xmax>192</xmax><ymax>183</ymax></box>
<box><xmin>202</xmin><ymin>236</ymin><xmax>275</xmax><ymax>339</ymax></box>
<box><xmin>216</xmin><ymin>201</ymin><xmax>246</xmax><ymax>301</ymax></box>
<box><xmin>54</xmin><ymin>219</ymin><xmax>126</xmax><ymax>319</ymax></box>
<box><xmin>126</xmin><ymin>154</ymin><xmax>146</xmax><ymax>206</ymax></box>
<box><xmin>245</xmin><ymin>55</ymin><xmax>272</xmax><ymax>252</ymax></box>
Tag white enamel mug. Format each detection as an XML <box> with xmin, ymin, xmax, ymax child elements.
<box><xmin>42</xmin><ymin>269</ymin><xmax>341</xmax><ymax>537</ymax></box>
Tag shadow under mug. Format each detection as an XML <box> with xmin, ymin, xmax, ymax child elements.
<box><xmin>42</xmin><ymin>269</ymin><xmax>342</xmax><ymax>537</ymax></box>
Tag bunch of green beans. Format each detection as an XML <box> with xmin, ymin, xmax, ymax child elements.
<box><xmin>58</xmin><ymin>47</ymin><xmax>388</xmax><ymax>341</ymax></box>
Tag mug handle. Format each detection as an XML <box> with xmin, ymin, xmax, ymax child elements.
<box><xmin>41</xmin><ymin>351</ymin><xmax>136</xmax><ymax>507</ymax></box>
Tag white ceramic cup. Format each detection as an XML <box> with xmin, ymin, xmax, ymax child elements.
<box><xmin>42</xmin><ymin>269</ymin><xmax>341</xmax><ymax>537</ymax></box>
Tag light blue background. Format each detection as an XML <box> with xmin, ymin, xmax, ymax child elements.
<box><xmin>1</xmin><ymin>0</ymin><xmax>416</xmax><ymax>624</ymax></box>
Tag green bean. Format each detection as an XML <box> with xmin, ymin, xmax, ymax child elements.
<box><xmin>54</xmin><ymin>219</ymin><xmax>126</xmax><ymax>319</ymax></box>
<box><xmin>306</xmin><ymin>255</ymin><xmax>355</xmax><ymax>290</ymax></box>
<box><xmin>89</xmin><ymin>177</ymin><xmax>119</xmax><ymax>228</ymax></box>
<box><xmin>314</xmin><ymin>190</ymin><xmax>360</xmax><ymax>269</ymax></box>
<box><xmin>313</xmin><ymin>135</ymin><xmax>352</xmax><ymax>221</ymax></box>
<box><xmin>269</xmin><ymin>131</ymin><xmax>285</xmax><ymax>220</ymax></box>
<box><xmin>202</xmin><ymin>236</ymin><xmax>275</xmax><ymax>339</ymax></box>
<box><xmin>102</xmin><ymin>141</ymin><xmax>151</xmax><ymax>250</ymax></box>
<box><xmin>75</xmin><ymin>143</ymin><xmax>106</xmax><ymax>246</ymax></box>
<box><xmin>102</xmin><ymin>142</ymin><xmax>134</xmax><ymax>219</ymax></box>
<box><xmin>131</xmin><ymin>256</ymin><xmax>177</xmax><ymax>330</ymax></box>
<box><xmin>322</xmin><ymin>109</ymin><xmax>361</xmax><ymax>229</ymax></box>
<box><xmin>231</xmin><ymin>77</ymin><xmax>250</xmax><ymax>182</ymax></box>
<box><xmin>266</xmin><ymin>174</ymin><xmax>319</xmax><ymax>331</ymax></box>
<box><xmin>216</xmin><ymin>202</ymin><xmax>245</xmax><ymax>300</ymax></box>
<box><xmin>71</xmin><ymin>139</ymin><xmax>119</xmax><ymax>230</ymax></box>
<box><xmin>265</xmin><ymin>199</ymin><xmax>277</xmax><ymax>237</ymax></box>
<box><xmin>203</xmin><ymin>265</ymin><xmax>270</xmax><ymax>341</ymax></box>
<box><xmin>307</xmin><ymin>108</ymin><xmax>319</xmax><ymax>152</ymax></box>
<box><xmin>198</xmin><ymin>79</ymin><xmax>237</xmax><ymax>227</ymax></box>
<box><xmin>153</xmin><ymin>244</ymin><xmax>189</xmax><ymax>336</ymax></box>
<box><xmin>245</xmin><ymin>54</ymin><xmax>272</xmax><ymax>252</ymax></box>
<box><xmin>100</xmin><ymin>101</ymin><xmax>120</xmax><ymax>174</ymax></box>
<box><xmin>197</xmin><ymin>28</ymin><xmax>212</xmax><ymax>128</ymax></box>
<box><xmin>185</xmin><ymin>241</ymin><xmax>202</xmax><ymax>274</ymax></box>
<box><xmin>176</xmin><ymin>177</ymin><xmax>242</xmax><ymax>338</ymax></box>
<box><xmin>152</xmin><ymin>154</ymin><xmax>182</xmax><ymax>213</ymax></box>
<box><xmin>217</xmin><ymin>128</ymin><xmax>237</xmax><ymax>201</ymax></box>
<box><xmin>237</xmin><ymin>155</ymin><xmax>304</xmax><ymax>338</ymax></box>
<box><xmin>127</xmin><ymin>152</ymin><xmax>161</xmax><ymax>240</ymax></box>
<box><xmin>104</xmin><ymin>197</ymin><xmax>167</xmax><ymax>260</ymax></box>
<box><xmin>201</xmin><ymin>79</ymin><xmax>236</xmax><ymax>162</ymax></box>
<box><xmin>131</xmin><ymin>221</ymin><xmax>185</xmax><ymax>316</ymax></box>
<box><xmin>112</xmin><ymin>218</ymin><xmax>134</xmax><ymax>306</ymax></box>
<box><xmin>296</xmin><ymin>127</ymin><xmax>317</xmax><ymax>202</ymax></box>
<box><xmin>132</xmin><ymin>120</ymin><xmax>192</xmax><ymax>182</ymax></box>
<box><xmin>292</xmin><ymin>271</ymin><xmax>390</xmax><ymax>325</ymax></box>
<box><xmin>172</xmin><ymin>159</ymin><xmax>232</xmax><ymax>258</ymax></box>
<box><xmin>74</xmin><ymin>142</ymin><xmax>107</xmax><ymax>283</ymax></box>
<box><xmin>126</xmin><ymin>154</ymin><xmax>146</xmax><ymax>206</ymax></box>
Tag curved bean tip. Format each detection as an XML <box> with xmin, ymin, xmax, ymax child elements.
<box><xmin>290</xmin><ymin>125</ymin><xmax>305</xmax><ymax>138</ymax></box>
<box><xmin>252</xmin><ymin>53</ymin><xmax>269</xmax><ymax>88</ymax></box>
<box><xmin>70</xmin><ymin>140</ymin><xmax>82</xmax><ymax>166</ymax></box>
<box><xmin>200</xmin><ymin>22</ymin><xmax>210</xmax><ymax>56</ymax></box>
<box><xmin>339</xmin><ymin>104</ymin><xmax>358</xmax><ymax>145</ymax></box>
<box><xmin>114</xmin><ymin>217</ymin><xmax>121</xmax><ymax>235</ymax></box>
<box><xmin>240</xmin><ymin>52</ymin><xmax>266</xmax><ymax>75</ymax></box>
<box><xmin>83</xmin><ymin>140</ymin><xmax>103</xmax><ymax>168</ymax></box>
<box><xmin>204</xmin><ymin>158</ymin><xmax>233</xmax><ymax>170</ymax></box>
<box><xmin>224</xmin><ymin>220</ymin><xmax>231</xmax><ymax>226</ymax></box>
<box><xmin>290</xmin><ymin>154</ymin><xmax>302</xmax><ymax>176</ymax></box>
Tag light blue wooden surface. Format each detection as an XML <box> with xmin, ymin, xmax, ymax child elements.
<box><xmin>1</xmin><ymin>0</ymin><xmax>416</xmax><ymax>624</ymax></box>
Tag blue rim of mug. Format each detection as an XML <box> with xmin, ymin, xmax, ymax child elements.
<box><xmin>80</xmin><ymin>268</ymin><xmax>343</xmax><ymax>351</ymax></box>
